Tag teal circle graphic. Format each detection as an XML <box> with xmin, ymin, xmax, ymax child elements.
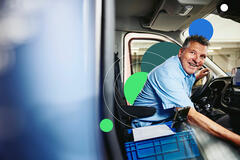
<box><xmin>100</xmin><ymin>119</ymin><xmax>113</xmax><ymax>132</ymax></box>
<box><xmin>141</xmin><ymin>42</ymin><xmax>180</xmax><ymax>73</ymax></box>
<box><xmin>124</xmin><ymin>72</ymin><xmax>148</xmax><ymax>105</ymax></box>
<box><xmin>189</xmin><ymin>19</ymin><xmax>214</xmax><ymax>40</ymax></box>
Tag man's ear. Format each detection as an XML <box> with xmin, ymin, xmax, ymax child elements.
<box><xmin>178</xmin><ymin>48</ymin><xmax>183</xmax><ymax>57</ymax></box>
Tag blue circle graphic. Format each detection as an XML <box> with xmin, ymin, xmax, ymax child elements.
<box><xmin>189</xmin><ymin>19</ymin><xmax>213</xmax><ymax>40</ymax></box>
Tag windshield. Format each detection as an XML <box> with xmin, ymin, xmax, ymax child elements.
<box><xmin>182</xmin><ymin>14</ymin><xmax>240</xmax><ymax>77</ymax></box>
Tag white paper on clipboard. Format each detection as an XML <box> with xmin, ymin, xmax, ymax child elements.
<box><xmin>133</xmin><ymin>124</ymin><xmax>175</xmax><ymax>142</ymax></box>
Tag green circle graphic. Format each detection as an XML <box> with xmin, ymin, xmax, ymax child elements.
<box><xmin>124</xmin><ymin>72</ymin><xmax>148</xmax><ymax>105</ymax></box>
<box><xmin>100</xmin><ymin>119</ymin><xmax>113</xmax><ymax>132</ymax></box>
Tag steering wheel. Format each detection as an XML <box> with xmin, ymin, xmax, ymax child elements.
<box><xmin>220</xmin><ymin>82</ymin><xmax>240</xmax><ymax>114</ymax></box>
<box><xmin>191</xmin><ymin>72</ymin><xmax>213</xmax><ymax>102</ymax></box>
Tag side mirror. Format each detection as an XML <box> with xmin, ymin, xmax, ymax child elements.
<box><xmin>231</xmin><ymin>67</ymin><xmax>240</xmax><ymax>86</ymax></box>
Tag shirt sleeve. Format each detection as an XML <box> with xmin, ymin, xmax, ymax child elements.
<box><xmin>149</xmin><ymin>69</ymin><xmax>194</xmax><ymax>109</ymax></box>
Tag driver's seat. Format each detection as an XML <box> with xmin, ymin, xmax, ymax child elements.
<box><xmin>113</xmin><ymin>52</ymin><xmax>156</xmax><ymax>146</ymax></box>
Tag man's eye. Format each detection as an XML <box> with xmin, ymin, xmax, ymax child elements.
<box><xmin>200</xmin><ymin>55</ymin><xmax>206</xmax><ymax>59</ymax></box>
<box><xmin>191</xmin><ymin>52</ymin><xmax>195</xmax><ymax>54</ymax></box>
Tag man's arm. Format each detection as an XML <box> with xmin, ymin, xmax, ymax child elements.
<box><xmin>187</xmin><ymin>107</ymin><xmax>240</xmax><ymax>146</ymax></box>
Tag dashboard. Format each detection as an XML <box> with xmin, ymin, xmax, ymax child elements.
<box><xmin>192</xmin><ymin>76</ymin><xmax>240</xmax><ymax>134</ymax></box>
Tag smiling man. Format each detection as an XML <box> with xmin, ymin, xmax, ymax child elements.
<box><xmin>132</xmin><ymin>35</ymin><xmax>240</xmax><ymax>146</ymax></box>
<box><xmin>179</xmin><ymin>37</ymin><xmax>208</xmax><ymax>76</ymax></box>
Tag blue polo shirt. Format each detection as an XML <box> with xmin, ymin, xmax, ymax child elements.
<box><xmin>132</xmin><ymin>55</ymin><xmax>196</xmax><ymax>128</ymax></box>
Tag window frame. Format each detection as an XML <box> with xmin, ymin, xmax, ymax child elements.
<box><xmin>123</xmin><ymin>32</ymin><xmax>181</xmax><ymax>84</ymax></box>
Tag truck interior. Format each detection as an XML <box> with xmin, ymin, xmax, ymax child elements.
<box><xmin>102</xmin><ymin>0</ymin><xmax>240</xmax><ymax>159</ymax></box>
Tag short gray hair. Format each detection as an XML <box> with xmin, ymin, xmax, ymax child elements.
<box><xmin>182</xmin><ymin>35</ymin><xmax>209</xmax><ymax>49</ymax></box>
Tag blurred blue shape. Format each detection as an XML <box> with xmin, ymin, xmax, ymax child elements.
<box><xmin>0</xmin><ymin>0</ymin><xmax>101</xmax><ymax>159</ymax></box>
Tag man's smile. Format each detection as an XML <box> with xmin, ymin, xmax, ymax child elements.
<box><xmin>188</xmin><ymin>62</ymin><xmax>198</xmax><ymax>68</ymax></box>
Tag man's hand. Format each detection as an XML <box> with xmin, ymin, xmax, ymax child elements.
<box><xmin>196</xmin><ymin>68</ymin><xmax>209</xmax><ymax>80</ymax></box>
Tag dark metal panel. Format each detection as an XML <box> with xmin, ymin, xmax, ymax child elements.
<box><xmin>100</xmin><ymin>0</ymin><xmax>124</xmax><ymax>159</ymax></box>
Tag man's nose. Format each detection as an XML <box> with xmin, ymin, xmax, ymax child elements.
<box><xmin>193</xmin><ymin>54</ymin><xmax>201</xmax><ymax>63</ymax></box>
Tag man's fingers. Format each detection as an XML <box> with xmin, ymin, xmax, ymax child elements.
<box><xmin>196</xmin><ymin>68</ymin><xmax>209</xmax><ymax>79</ymax></box>
<box><xmin>201</xmin><ymin>68</ymin><xmax>209</xmax><ymax>75</ymax></box>
<box><xmin>196</xmin><ymin>68</ymin><xmax>210</xmax><ymax>80</ymax></box>
<box><xmin>202</xmin><ymin>68</ymin><xmax>209</xmax><ymax>72</ymax></box>
<box><xmin>203</xmin><ymin>70</ymin><xmax>209</xmax><ymax>75</ymax></box>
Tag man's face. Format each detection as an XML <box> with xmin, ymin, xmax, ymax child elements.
<box><xmin>178</xmin><ymin>41</ymin><xmax>207</xmax><ymax>75</ymax></box>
